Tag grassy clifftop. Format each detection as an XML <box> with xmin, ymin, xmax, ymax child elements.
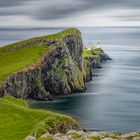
<box><xmin>0</xmin><ymin>28</ymin><xmax>80</xmax><ymax>52</ymax></box>
<box><xmin>0</xmin><ymin>28</ymin><xmax>80</xmax><ymax>86</ymax></box>
<box><xmin>82</xmin><ymin>47</ymin><xmax>103</xmax><ymax>57</ymax></box>
<box><xmin>0</xmin><ymin>47</ymin><xmax>50</xmax><ymax>85</ymax></box>
<box><xmin>0</xmin><ymin>28</ymin><xmax>85</xmax><ymax>100</ymax></box>
<box><xmin>0</xmin><ymin>96</ymin><xmax>80</xmax><ymax>140</ymax></box>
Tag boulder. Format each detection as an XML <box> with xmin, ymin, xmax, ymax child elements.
<box><xmin>25</xmin><ymin>136</ymin><xmax>36</xmax><ymax>140</ymax></box>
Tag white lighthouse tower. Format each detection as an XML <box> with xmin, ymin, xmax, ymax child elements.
<box><xmin>96</xmin><ymin>42</ymin><xmax>100</xmax><ymax>48</ymax></box>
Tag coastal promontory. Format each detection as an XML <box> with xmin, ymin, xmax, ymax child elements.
<box><xmin>0</xmin><ymin>28</ymin><xmax>110</xmax><ymax>100</ymax></box>
<box><xmin>0</xmin><ymin>28</ymin><xmax>112</xmax><ymax>140</ymax></box>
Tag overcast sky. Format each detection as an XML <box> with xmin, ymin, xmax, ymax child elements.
<box><xmin>0</xmin><ymin>0</ymin><xmax>140</xmax><ymax>27</ymax></box>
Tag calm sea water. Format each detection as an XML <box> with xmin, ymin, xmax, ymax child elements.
<box><xmin>1</xmin><ymin>27</ymin><xmax>140</xmax><ymax>132</ymax></box>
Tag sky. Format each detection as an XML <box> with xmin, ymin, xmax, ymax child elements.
<box><xmin>0</xmin><ymin>0</ymin><xmax>140</xmax><ymax>28</ymax></box>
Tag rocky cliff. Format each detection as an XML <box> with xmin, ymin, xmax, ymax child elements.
<box><xmin>0</xmin><ymin>28</ymin><xmax>111</xmax><ymax>100</ymax></box>
<box><xmin>83</xmin><ymin>47</ymin><xmax>111</xmax><ymax>82</ymax></box>
<box><xmin>0</xmin><ymin>28</ymin><xmax>85</xmax><ymax>100</ymax></box>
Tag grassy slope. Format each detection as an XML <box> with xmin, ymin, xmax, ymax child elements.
<box><xmin>0</xmin><ymin>28</ymin><xmax>79</xmax><ymax>52</ymax></box>
<box><xmin>0</xmin><ymin>28</ymin><xmax>80</xmax><ymax>85</ymax></box>
<box><xmin>0</xmin><ymin>28</ymin><xmax>81</xmax><ymax>140</ymax></box>
<box><xmin>82</xmin><ymin>48</ymin><xmax>102</xmax><ymax>57</ymax></box>
<box><xmin>0</xmin><ymin>96</ymin><xmax>79</xmax><ymax>140</ymax></box>
<box><xmin>0</xmin><ymin>47</ymin><xmax>50</xmax><ymax>85</ymax></box>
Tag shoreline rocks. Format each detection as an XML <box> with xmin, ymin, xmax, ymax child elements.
<box><xmin>26</xmin><ymin>130</ymin><xmax>140</xmax><ymax>140</ymax></box>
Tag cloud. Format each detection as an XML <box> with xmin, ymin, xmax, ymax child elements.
<box><xmin>0</xmin><ymin>0</ymin><xmax>139</xmax><ymax>27</ymax></box>
<box><xmin>0</xmin><ymin>0</ymin><xmax>28</xmax><ymax>7</ymax></box>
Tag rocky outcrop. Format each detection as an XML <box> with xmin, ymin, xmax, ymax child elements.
<box><xmin>1</xmin><ymin>28</ymin><xmax>85</xmax><ymax>100</ymax></box>
<box><xmin>0</xmin><ymin>28</ymin><xmax>111</xmax><ymax>100</ymax></box>
<box><xmin>27</xmin><ymin>130</ymin><xmax>140</xmax><ymax>140</ymax></box>
<box><xmin>62</xmin><ymin>34</ymin><xmax>83</xmax><ymax>71</ymax></box>
<box><xmin>83</xmin><ymin>58</ymin><xmax>93</xmax><ymax>82</ymax></box>
<box><xmin>83</xmin><ymin>48</ymin><xmax>111</xmax><ymax>82</ymax></box>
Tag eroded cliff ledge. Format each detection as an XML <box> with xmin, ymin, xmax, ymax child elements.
<box><xmin>83</xmin><ymin>47</ymin><xmax>111</xmax><ymax>82</ymax></box>
<box><xmin>0</xmin><ymin>28</ymin><xmax>110</xmax><ymax>100</ymax></box>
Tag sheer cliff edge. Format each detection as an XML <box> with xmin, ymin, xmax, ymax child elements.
<box><xmin>0</xmin><ymin>28</ymin><xmax>111</xmax><ymax>100</ymax></box>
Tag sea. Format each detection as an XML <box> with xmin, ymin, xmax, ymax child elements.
<box><xmin>1</xmin><ymin>26</ymin><xmax>140</xmax><ymax>133</ymax></box>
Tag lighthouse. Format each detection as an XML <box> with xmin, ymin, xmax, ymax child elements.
<box><xmin>97</xmin><ymin>42</ymin><xmax>100</xmax><ymax>48</ymax></box>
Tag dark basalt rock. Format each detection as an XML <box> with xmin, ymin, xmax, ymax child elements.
<box><xmin>83</xmin><ymin>48</ymin><xmax>111</xmax><ymax>82</ymax></box>
<box><xmin>2</xmin><ymin>29</ymin><xmax>85</xmax><ymax>100</ymax></box>
<box><xmin>1</xmin><ymin>28</ymin><xmax>111</xmax><ymax>100</ymax></box>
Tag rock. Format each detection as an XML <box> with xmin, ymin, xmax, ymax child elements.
<box><xmin>88</xmin><ymin>131</ymin><xmax>101</xmax><ymax>137</ymax></box>
<box><xmin>53</xmin><ymin>133</ymin><xmax>62</xmax><ymax>137</ymax></box>
<box><xmin>133</xmin><ymin>137</ymin><xmax>140</xmax><ymax>140</ymax></box>
<box><xmin>83</xmin><ymin>47</ymin><xmax>111</xmax><ymax>82</ymax></box>
<box><xmin>76</xmin><ymin>130</ymin><xmax>85</xmax><ymax>135</ymax></box>
<box><xmin>100</xmin><ymin>52</ymin><xmax>112</xmax><ymax>61</ymax></box>
<box><xmin>1</xmin><ymin>28</ymin><xmax>110</xmax><ymax>101</ymax></box>
<box><xmin>59</xmin><ymin>136</ymin><xmax>68</xmax><ymax>140</ymax></box>
<box><xmin>40</xmin><ymin>132</ymin><xmax>52</xmax><ymax>138</ymax></box>
<box><xmin>2</xmin><ymin>28</ymin><xmax>85</xmax><ymax>100</ymax></box>
<box><xmin>122</xmin><ymin>132</ymin><xmax>138</xmax><ymax>138</ymax></box>
<box><xmin>53</xmin><ymin>137</ymin><xmax>61</xmax><ymax>140</ymax></box>
<box><xmin>101</xmin><ymin>138</ymin><xmax>114</xmax><ymax>140</ymax></box>
<box><xmin>53</xmin><ymin>133</ymin><xmax>63</xmax><ymax>140</ymax></box>
<box><xmin>83</xmin><ymin>58</ymin><xmax>92</xmax><ymax>82</ymax></box>
<box><xmin>66</xmin><ymin>130</ymin><xmax>84</xmax><ymax>139</ymax></box>
<box><xmin>66</xmin><ymin>130</ymin><xmax>77</xmax><ymax>134</ymax></box>
<box><xmin>25</xmin><ymin>136</ymin><xmax>36</xmax><ymax>140</ymax></box>
<box><xmin>81</xmin><ymin>133</ymin><xmax>88</xmax><ymax>139</ymax></box>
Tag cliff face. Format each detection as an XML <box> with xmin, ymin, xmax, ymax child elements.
<box><xmin>62</xmin><ymin>34</ymin><xmax>83</xmax><ymax>71</ymax></box>
<box><xmin>0</xmin><ymin>28</ymin><xmax>111</xmax><ymax>100</ymax></box>
<box><xmin>83</xmin><ymin>48</ymin><xmax>111</xmax><ymax>82</ymax></box>
<box><xmin>1</xmin><ymin>29</ymin><xmax>85</xmax><ymax>100</ymax></box>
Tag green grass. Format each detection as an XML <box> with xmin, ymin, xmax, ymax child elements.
<box><xmin>43</xmin><ymin>28</ymin><xmax>81</xmax><ymax>40</ymax></box>
<box><xmin>83</xmin><ymin>48</ymin><xmax>94</xmax><ymax>57</ymax></box>
<box><xmin>0</xmin><ymin>96</ymin><xmax>79</xmax><ymax>140</ymax></box>
<box><xmin>0</xmin><ymin>28</ymin><xmax>80</xmax><ymax>86</ymax></box>
<box><xmin>0</xmin><ymin>47</ymin><xmax>50</xmax><ymax>85</ymax></box>
<box><xmin>82</xmin><ymin>48</ymin><xmax>102</xmax><ymax>57</ymax></box>
<box><xmin>0</xmin><ymin>28</ymin><xmax>80</xmax><ymax>52</ymax></box>
<box><xmin>89</xmin><ymin>136</ymin><xmax>101</xmax><ymax>140</ymax></box>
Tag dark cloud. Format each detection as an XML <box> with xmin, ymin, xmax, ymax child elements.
<box><xmin>85</xmin><ymin>0</ymin><xmax>140</xmax><ymax>8</ymax></box>
<box><xmin>0</xmin><ymin>0</ymin><xmax>140</xmax><ymax>25</ymax></box>
<box><xmin>0</xmin><ymin>0</ymin><xmax>27</xmax><ymax>7</ymax></box>
<box><xmin>32</xmin><ymin>0</ymin><xmax>140</xmax><ymax>21</ymax></box>
<box><xmin>34</xmin><ymin>0</ymin><xmax>90</xmax><ymax>20</ymax></box>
